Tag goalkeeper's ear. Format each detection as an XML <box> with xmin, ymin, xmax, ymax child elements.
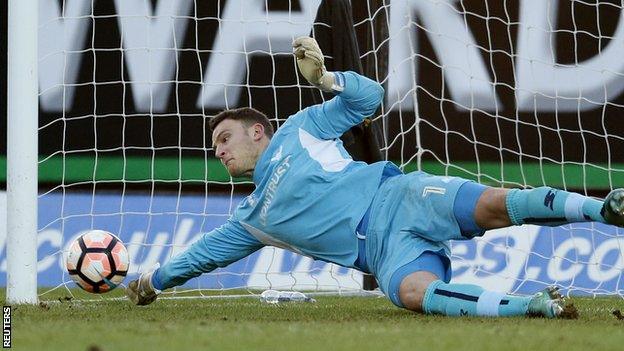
<box><xmin>292</xmin><ymin>37</ymin><xmax>341</xmax><ymax>93</ymax></box>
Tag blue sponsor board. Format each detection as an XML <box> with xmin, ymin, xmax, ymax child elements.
<box><xmin>515</xmin><ymin>224</ymin><xmax>624</xmax><ymax>295</ymax></box>
<box><xmin>33</xmin><ymin>191</ymin><xmax>251</xmax><ymax>289</ymax></box>
<box><xmin>2</xmin><ymin>192</ymin><xmax>623</xmax><ymax>295</ymax></box>
<box><xmin>13</xmin><ymin>191</ymin><xmax>354</xmax><ymax>290</ymax></box>
<box><xmin>450</xmin><ymin>223</ymin><xmax>624</xmax><ymax>295</ymax></box>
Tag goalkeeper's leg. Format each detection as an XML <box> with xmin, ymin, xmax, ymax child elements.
<box><xmin>473</xmin><ymin>187</ymin><xmax>624</xmax><ymax>229</ymax></box>
<box><xmin>393</xmin><ymin>253</ymin><xmax>567</xmax><ymax>318</ymax></box>
<box><xmin>401</xmin><ymin>272</ymin><xmax>567</xmax><ymax>318</ymax></box>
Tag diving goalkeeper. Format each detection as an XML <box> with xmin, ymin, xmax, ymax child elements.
<box><xmin>127</xmin><ymin>37</ymin><xmax>624</xmax><ymax>318</ymax></box>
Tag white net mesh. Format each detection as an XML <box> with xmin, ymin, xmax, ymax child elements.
<box><xmin>30</xmin><ymin>0</ymin><xmax>624</xmax><ymax>299</ymax></box>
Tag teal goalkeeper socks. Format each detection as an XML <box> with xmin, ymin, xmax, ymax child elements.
<box><xmin>422</xmin><ymin>281</ymin><xmax>531</xmax><ymax>317</ymax></box>
<box><xmin>506</xmin><ymin>187</ymin><xmax>605</xmax><ymax>226</ymax></box>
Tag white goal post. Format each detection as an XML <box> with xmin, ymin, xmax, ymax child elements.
<box><xmin>4</xmin><ymin>0</ymin><xmax>624</xmax><ymax>303</ymax></box>
<box><xmin>6</xmin><ymin>0</ymin><xmax>38</xmax><ymax>304</ymax></box>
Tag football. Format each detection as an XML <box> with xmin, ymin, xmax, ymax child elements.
<box><xmin>65</xmin><ymin>230</ymin><xmax>130</xmax><ymax>293</ymax></box>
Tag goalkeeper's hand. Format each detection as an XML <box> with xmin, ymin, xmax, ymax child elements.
<box><xmin>292</xmin><ymin>37</ymin><xmax>342</xmax><ymax>93</ymax></box>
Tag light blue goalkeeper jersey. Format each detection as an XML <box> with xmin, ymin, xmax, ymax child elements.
<box><xmin>158</xmin><ymin>72</ymin><xmax>399</xmax><ymax>288</ymax></box>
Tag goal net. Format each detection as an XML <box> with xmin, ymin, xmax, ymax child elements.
<box><xmin>16</xmin><ymin>0</ymin><xmax>624</xmax><ymax>300</ymax></box>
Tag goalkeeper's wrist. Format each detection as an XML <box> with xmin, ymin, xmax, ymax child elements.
<box><xmin>317</xmin><ymin>71</ymin><xmax>345</xmax><ymax>93</ymax></box>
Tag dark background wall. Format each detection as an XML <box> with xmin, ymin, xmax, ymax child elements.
<box><xmin>2</xmin><ymin>1</ymin><xmax>623</xmax><ymax>191</ymax></box>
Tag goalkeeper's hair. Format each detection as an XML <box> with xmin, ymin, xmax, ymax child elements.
<box><xmin>210</xmin><ymin>107</ymin><xmax>274</xmax><ymax>138</ymax></box>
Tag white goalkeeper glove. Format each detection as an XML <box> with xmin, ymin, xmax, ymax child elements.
<box><xmin>293</xmin><ymin>37</ymin><xmax>343</xmax><ymax>93</ymax></box>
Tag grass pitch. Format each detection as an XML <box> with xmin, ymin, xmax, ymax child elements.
<box><xmin>7</xmin><ymin>289</ymin><xmax>624</xmax><ymax>351</ymax></box>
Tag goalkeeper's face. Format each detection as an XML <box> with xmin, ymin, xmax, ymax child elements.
<box><xmin>212</xmin><ymin>119</ymin><xmax>267</xmax><ymax>178</ymax></box>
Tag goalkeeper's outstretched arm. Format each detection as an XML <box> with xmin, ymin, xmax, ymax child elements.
<box><xmin>126</xmin><ymin>219</ymin><xmax>264</xmax><ymax>305</ymax></box>
<box><xmin>155</xmin><ymin>219</ymin><xmax>263</xmax><ymax>289</ymax></box>
<box><xmin>292</xmin><ymin>36</ymin><xmax>384</xmax><ymax>139</ymax></box>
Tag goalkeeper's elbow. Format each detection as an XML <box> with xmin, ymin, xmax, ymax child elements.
<box><xmin>331</xmin><ymin>71</ymin><xmax>385</xmax><ymax>116</ymax></box>
<box><xmin>344</xmin><ymin>71</ymin><xmax>385</xmax><ymax>113</ymax></box>
<box><xmin>372</xmin><ymin>81</ymin><xmax>385</xmax><ymax>105</ymax></box>
<box><xmin>362</xmin><ymin>83</ymin><xmax>385</xmax><ymax>115</ymax></box>
<box><xmin>361</xmin><ymin>82</ymin><xmax>385</xmax><ymax>116</ymax></box>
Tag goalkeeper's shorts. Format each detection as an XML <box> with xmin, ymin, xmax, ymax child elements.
<box><xmin>361</xmin><ymin>171</ymin><xmax>487</xmax><ymax>307</ymax></box>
